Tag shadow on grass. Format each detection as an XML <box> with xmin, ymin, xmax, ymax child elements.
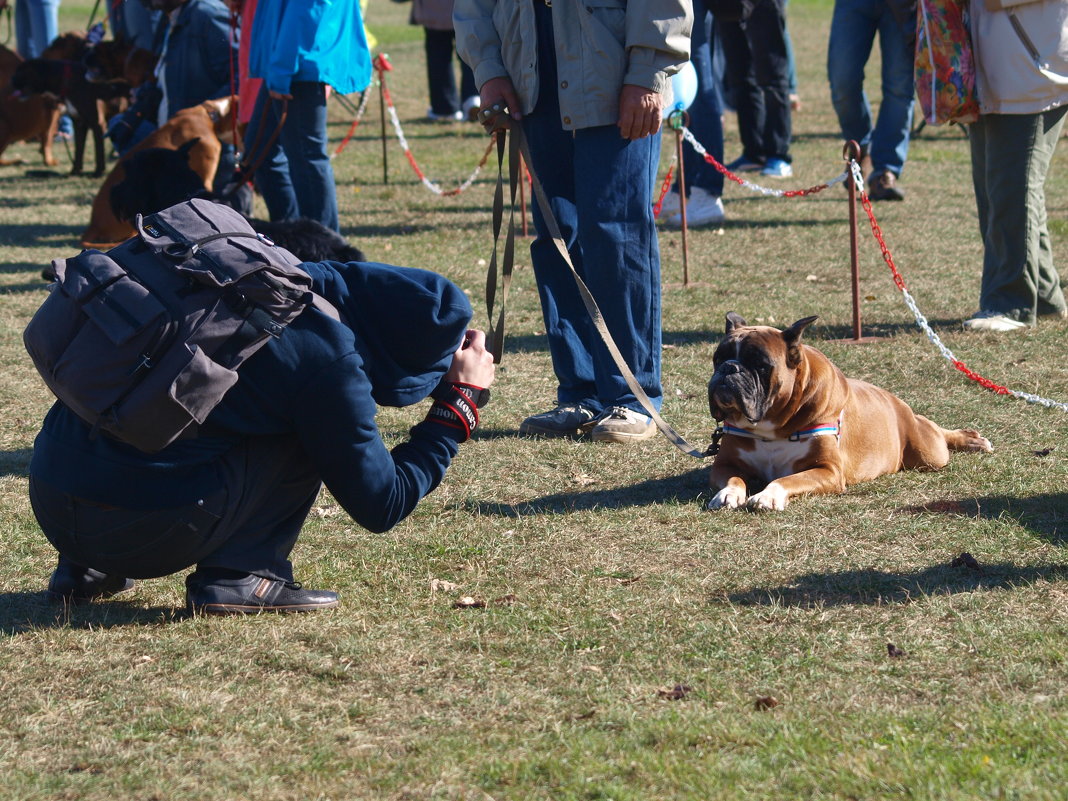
<box><xmin>464</xmin><ymin>466</ymin><xmax>709</xmax><ymax>516</ymax></box>
<box><xmin>722</xmin><ymin>559</ymin><xmax>1068</xmax><ymax>608</ymax></box>
<box><xmin>901</xmin><ymin>493</ymin><xmax>1067</xmax><ymax>546</ymax></box>
<box><xmin>0</xmin><ymin>592</ymin><xmax>183</xmax><ymax>635</ymax></box>
<box><xmin>0</xmin><ymin>450</ymin><xmax>32</xmax><ymax>478</ymax></box>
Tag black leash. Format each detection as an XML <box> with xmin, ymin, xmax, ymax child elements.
<box><xmin>480</xmin><ymin>108</ymin><xmax>714</xmax><ymax>459</ymax></box>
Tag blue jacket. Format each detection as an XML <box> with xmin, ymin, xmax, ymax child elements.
<box><xmin>248</xmin><ymin>0</ymin><xmax>372</xmax><ymax>95</ymax></box>
<box><xmin>153</xmin><ymin>0</ymin><xmax>238</xmax><ymax>114</ymax></box>
<box><xmin>30</xmin><ymin>262</ymin><xmax>472</xmax><ymax>535</ymax></box>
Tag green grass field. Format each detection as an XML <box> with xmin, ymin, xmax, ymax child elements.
<box><xmin>0</xmin><ymin>1</ymin><xmax>1065</xmax><ymax>799</ymax></box>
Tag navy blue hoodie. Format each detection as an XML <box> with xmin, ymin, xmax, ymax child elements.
<box><xmin>30</xmin><ymin>261</ymin><xmax>473</xmax><ymax>534</ymax></box>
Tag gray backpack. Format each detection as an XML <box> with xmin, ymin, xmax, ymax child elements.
<box><xmin>24</xmin><ymin>198</ymin><xmax>335</xmax><ymax>453</ymax></box>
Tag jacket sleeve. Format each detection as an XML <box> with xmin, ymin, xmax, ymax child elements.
<box><xmin>623</xmin><ymin>0</ymin><xmax>692</xmax><ymax>92</ymax></box>
<box><xmin>453</xmin><ymin>0</ymin><xmax>511</xmax><ymax>90</ymax></box>
<box><xmin>262</xmin><ymin>0</ymin><xmax>327</xmax><ymax>94</ymax></box>
<box><xmin>293</xmin><ymin>354</ymin><xmax>464</xmax><ymax>534</ymax></box>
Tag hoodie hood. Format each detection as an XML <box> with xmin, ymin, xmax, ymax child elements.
<box><xmin>303</xmin><ymin>261</ymin><xmax>472</xmax><ymax>407</ymax></box>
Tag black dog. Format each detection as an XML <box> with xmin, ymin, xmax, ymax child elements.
<box><xmin>12</xmin><ymin>59</ymin><xmax>130</xmax><ymax>176</ymax></box>
<box><xmin>109</xmin><ymin>141</ymin><xmax>366</xmax><ymax>264</ymax></box>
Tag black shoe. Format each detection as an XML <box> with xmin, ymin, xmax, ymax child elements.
<box><xmin>185</xmin><ymin>571</ymin><xmax>339</xmax><ymax>615</ymax></box>
<box><xmin>868</xmin><ymin>170</ymin><xmax>905</xmax><ymax>201</ymax></box>
<box><xmin>47</xmin><ymin>557</ymin><xmax>137</xmax><ymax>604</ymax></box>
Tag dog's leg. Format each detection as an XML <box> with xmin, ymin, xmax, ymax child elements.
<box><xmin>708</xmin><ymin>475</ymin><xmax>749</xmax><ymax>510</ymax></box>
<box><xmin>41</xmin><ymin>107</ymin><xmax>59</xmax><ymax>166</ymax></box>
<box><xmin>71</xmin><ymin>121</ymin><xmax>87</xmax><ymax>175</ymax></box>
<box><xmin>746</xmin><ymin>465</ymin><xmax>846</xmax><ymax>511</ymax></box>
<box><xmin>943</xmin><ymin>427</ymin><xmax>993</xmax><ymax>454</ymax></box>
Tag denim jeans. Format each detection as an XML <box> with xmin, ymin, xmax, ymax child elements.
<box><xmin>424</xmin><ymin>28</ymin><xmax>477</xmax><ymax>116</ymax></box>
<box><xmin>677</xmin><ymin>8</ymin><xmax>725</xmax><ymax>198</ymax></box>
<box><xmin>247</xmin><ymin>81</ymin><xmax>340</xmax><ymax>232</ymax></box>
<box><xmin>970</xmin><ymin>108</ymin><xmax>1068</xmax><ymax>324</ymax></box>
<box><xmin>718</xmin><ymin>0</ymin><xmax>793</xmax><ymax>163</ymax></box>
<box><xmin>523</xmin><ymin>0</ymin><xmax>662</xmax><ymax>414</ymax></box>
<box><xmin>30</xmin><ymin>435</ymin><xmax>322</xmax><ymax>582</ymax></box>
<box><xmin>827</xmin><ymin>0</ymin><xmax>915</xmax><ymax>177</ymax></box>
<box><xmin>15</xmin><ymin>0</ymin><xmax>58</xmax><ymax>58</ymax></box>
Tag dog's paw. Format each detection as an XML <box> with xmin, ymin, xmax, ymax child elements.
<box><xmin>961</xmin><ymin>429</ymin><xmax>993</xmax><ymax>453</ymax></box>
<box><xmin>746</xmin><ymin>482</ymin><xmax>789</xmax><ymax>512</ymax></box>
<box><xmin>707</xmin><ymin>485</ymin><xmax>747</xmax><ymax>510</ymax></box>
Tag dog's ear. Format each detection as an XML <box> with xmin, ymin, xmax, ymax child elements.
<box><xmin>725</xmin><ymin>311</ymin><xmax>747</xmax><ymax>334</ymax></box>
<box><xmin>782</xmin><ymin>315</ymin><xmax>818</xmax><ymax>368</ymax></box>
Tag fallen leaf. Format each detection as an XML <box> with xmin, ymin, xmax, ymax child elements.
<box><xmin>864</xmin><ymin>294</ymin><xmax>876</xmax><ymax>301</ymax></box>
<box><xmin>492</xmin><ymin>594</ymin><xmax>517</xmax><ymax>606</ymax></box>
<box><xmin>753</xmin><ymin>696</ymin><xmax>779</xmax><ymax>711</ymax></box>
<box><xmin>658</xmin><ymin>685</ymin><xmax>692</xmax><ymax>701</ymax></box>
<box><xmin>951</xmin><ymin>552</ymin><xmax>985</xmax><ymax>573</ymax></box>
<box><xmin>887</xmin><ymin>643</ymin><xmax>907</xmax><ymax>659</ymax></box>
<box><xmin>1033</xmin><ymin>447</ymin><xmax>1055</xmax><ymax>457</ymax></box>
<box><xmin>312</xmin><ymin>506</ymin><xmax>340</xmax><ymax>518</ymax></box>
<box><xmin>452</xmin><ymin>596</ymin><xmax>486</xmax><ymax>609</ymax></box>
<box><xmin>430</xmin><ymin>578</ymin><xmax>460</xmax><ymax>593</ymax></box>
<box><xmin>805</xmin><ymin>274</ymin><xmax>820</xmax><ymax>282</ymax></box>
<box><xmin>571</xmin><ymin>473</ymin><xmax>598</xmax><ymax>487</ymax></box>
<box><xmin>615</xmin><ymin>575</ymin><xmax>642</xmax><ymax>586</ymax></box>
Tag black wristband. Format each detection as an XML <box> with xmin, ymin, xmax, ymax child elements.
<box><xmin>426</xmin><ymin>383</ymin><xmax>480</xmax><ymax>441</ymax></box>
<box><xmin>431</xmin><ymin>380</ymin><xmax>491</xmax><ymax>408</ymax></box>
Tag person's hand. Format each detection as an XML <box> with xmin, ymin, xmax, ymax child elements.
<box><xmin>444</xmin><ymin>329</ymin><xmax>495</xmax><ymax>389</ymax></box>
<box><xmin>478</xmin><ymin>77</ymin><xmax>521</xmax><ymax>132</ymax></box>
<box><xmin>617</xmin><ymin>84</ymin><xmax>663</xmax><ymax>140</ymax></box>
<box><xmin>269</xmin><ymin>90</ymin><xmax>293</xmax><ymax>101</ymax></box>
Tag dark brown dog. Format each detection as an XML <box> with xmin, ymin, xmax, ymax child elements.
<box><xmin>11</xmin><ymin>58</ymin><xmax>130</xmax><ymax>176</ymax></box>
<box><xmin>706</xmin><ymin>312</ymin><xmax>992</xmax><ymax>511</ymax></box>
<box><xmin>81</xmin><ymin>96</ymin><xmax>236</xmax><ymax>247</ymax></box>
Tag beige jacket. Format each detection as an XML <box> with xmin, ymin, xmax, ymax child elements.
<box><xmin>454</xmin><ymin>0</ymin><xmax>692</xmax><ymax>130</ymax></box>
<box><xmin>970</xmin><ymin>0</ymin><xmax>1068</xmax><ymax>114</ymax></box>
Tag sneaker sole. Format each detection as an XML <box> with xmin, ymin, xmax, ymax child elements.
<box><xmin>188</xmin><ymin>599</ymin><xmax>340</xmax><ymax>615</ymax></box>
<box><xmin>518</xmin><ymin>422</ymin><xmax>589</xmax><ymax>438</ymax></box>
<box><xmin>590</xmin><ymin>425</ymin><xmax>658</xmax><ymax>444</ymax></box>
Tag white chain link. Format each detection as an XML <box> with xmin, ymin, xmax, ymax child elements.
<box><xmin>385</xmin><ymin>103</ymin><xmax>487</xmax><ymax>196</ymax></box>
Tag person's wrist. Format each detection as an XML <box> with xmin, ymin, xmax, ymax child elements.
<box><xmin>425</xmin><ymin>383</ymin><xmax>482</xmax><ymax>441</ymax></box>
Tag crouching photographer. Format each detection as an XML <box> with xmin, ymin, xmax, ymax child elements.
<box><xmin>28</xmin><ymin>260</ymin><xmax>495</xmax><ymax>616</ymax></box>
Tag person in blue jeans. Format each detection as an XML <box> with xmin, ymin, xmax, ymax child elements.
<box><xmin>662</xmin><ymin>4</ymin><xmax>726</xmax><ymax>229</ymax></box>
<box><xmin>827</xmin><ymin>0</ymin><xmax>916</xmax><ymax>201</ymax></box>
<box><xmin>14</xmin><ymin>0</ymin><xmax>58</xmax><ymax>58</ymax></box>
<box><xmin>718</xmin><ymin>0</ymin><xmax>794</xmax><ymax>178</ymax></box>
<box><xmin>456</xmin><ymin>0</ymin><xmax>691</xmax><ymax>443</ymax></box>
<box><xmin>246</xmin><ymin>0</ymin><xmax>372</xmax><ymax>233</ymax></box>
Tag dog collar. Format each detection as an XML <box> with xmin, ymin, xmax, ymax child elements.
<box><xmin>721</xmin><ymin>417</ymin><xmax>842</xmax><ymax>443</ymax></box>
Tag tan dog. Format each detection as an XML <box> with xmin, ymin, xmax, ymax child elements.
<box><xmin>706</xmin><ymin>312</ymin><xmax>992</xmax><ymax>511</ymax></box>
<box><xmin>80</xmin><ymin>96</ymin><xmax>236</xmax><ymax>248</ymax></box>
<box><xmin>0</xmin><ymin>44</ymin><xmax>62</xmax><ymax>167</ymax></box>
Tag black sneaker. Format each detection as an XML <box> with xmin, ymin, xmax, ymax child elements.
<box><xmin>867</xmin><ymin>170</ymin><xmax>905</xmax><ymax>201</ymax></box>
<box><xmin>518</xmin><ymin>403</ymin><xmax>599</xmax><ymax>438</ymax></box>
<box><xmin>185</xmin><ymin>571</ymin><xmax>339</xmax><ymax>615</ymax></box>
<box><xmin>47</xmin><ymin>557</ymin><xmax>137</xmax><ymax>604</ymax></box>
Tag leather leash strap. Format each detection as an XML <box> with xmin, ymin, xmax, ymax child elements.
<box><xmin>481</xmin><ymin>110</ymin><xmax>711</xmax><ymax>460</ymax></box>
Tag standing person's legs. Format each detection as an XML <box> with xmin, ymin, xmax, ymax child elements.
<box><xmin>248</xmin><ymin>86</ymin><xmax>301</xmax><ymax>223</ymax></box>
<box><xmin>280</xmin><ymin>81</ymin><xmax>339</xmax><ymax>232</ymax></box>
<box><xmin>573</xmin><ymin>124</ymin><xmax>663</xmax><ymax>415</ymax></box>
<box><xmin>680</xmin><ymin>9</ymin><xmax>724</xmax><ymax>197</ymax></box>
<box><xmin>969</xmin><ymin>109</ymin><xmax>1068</xmax><ymax>326</ymax></box>
<box><xmin>745</xmin><ymin>0</ymin><xmax>792</xmax><ymax>163</ymax></box>
<box><xmin>424</xmin><ymin>27</ymin><xmax>460</xmax><ymax>117</ymax></box>
<box><xmin>827</xmin><ymin>0</ymin><xmax>878</xmax><ymax>154</ymax></box>
<box><xmin>719</xmin><ymin>18</ymin><xmax>765</xmax><ymax>165</ymax></box>
<box><xmin>16</xmin><ymin>0</ymin><xmax>59</xmax><ymax>58</ymax></box>
<box><xmin>869</xmin><ymin>6</ymin><xmax>914</xmax><ymax>177</ymax></box>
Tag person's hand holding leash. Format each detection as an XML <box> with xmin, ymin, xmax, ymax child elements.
<box><xmin>477</xmin><ymin>77</ymin><xmax>522</xmax><ymax>132</ymax></box>
<box><xmin>617</xmin><ymin>84</ymin><xmax>663</xmax><ymax>140</ymax></box>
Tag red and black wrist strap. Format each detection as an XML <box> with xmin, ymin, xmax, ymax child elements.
<box><xmin>426</xmin><ymin>382</ymin><xmax>490</xmax><ymax>441</ymax></box>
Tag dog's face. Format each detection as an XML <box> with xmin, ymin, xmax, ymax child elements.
<box><xmin>707</xmin><ymin>312</ymin><xmax>818</xmax><ymax>424</ymax></box>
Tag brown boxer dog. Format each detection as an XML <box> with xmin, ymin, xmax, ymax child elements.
<box><xmin>707</xmin><ymin>312</ymin><xmax>992</xmax><ymax>511</ymax></box>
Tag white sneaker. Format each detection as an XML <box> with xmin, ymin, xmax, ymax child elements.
<box><xmin>427</xmin><ymin>108</ymin><xmax>464</xmax><ymax>122</ymax></box>
<box><xmin>462</xmin><ymin>95</ymin><xmax>481</xmax><ymax>122</ymax></box>
<box><xmin>666</xmin><ymin>187</ymin><xmax>725</xmax><ymax>229</ymax></box>
<box><xmin>589</xmin><ymin>406</ymin><xmax>657</xmax><ymax>443</ymax></box>
<box><xmin>658</xmin><ymin>189</ymin><xmax>681</xmax><ymax>217</ymax></box>
<box><xmin>963</xmin><ymin>311</ymin><xmax>1028</xmax><ymax>331</ymax></box>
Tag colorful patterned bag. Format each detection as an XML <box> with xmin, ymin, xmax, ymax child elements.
<box><xmin>915</xmin><ymin>0</ymin><xmax>980</xmax><ymax>124</ymax></box>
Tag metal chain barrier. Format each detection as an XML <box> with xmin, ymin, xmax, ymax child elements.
<box><xmin>364</xmin><ymin>54</ymin><xmax>496</xmax><ymax>197</ymax></box>
<box><xmin>846</xmin><ymin>161</ymin><xmax>1068</xmax><ymax>413</ymax></box>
